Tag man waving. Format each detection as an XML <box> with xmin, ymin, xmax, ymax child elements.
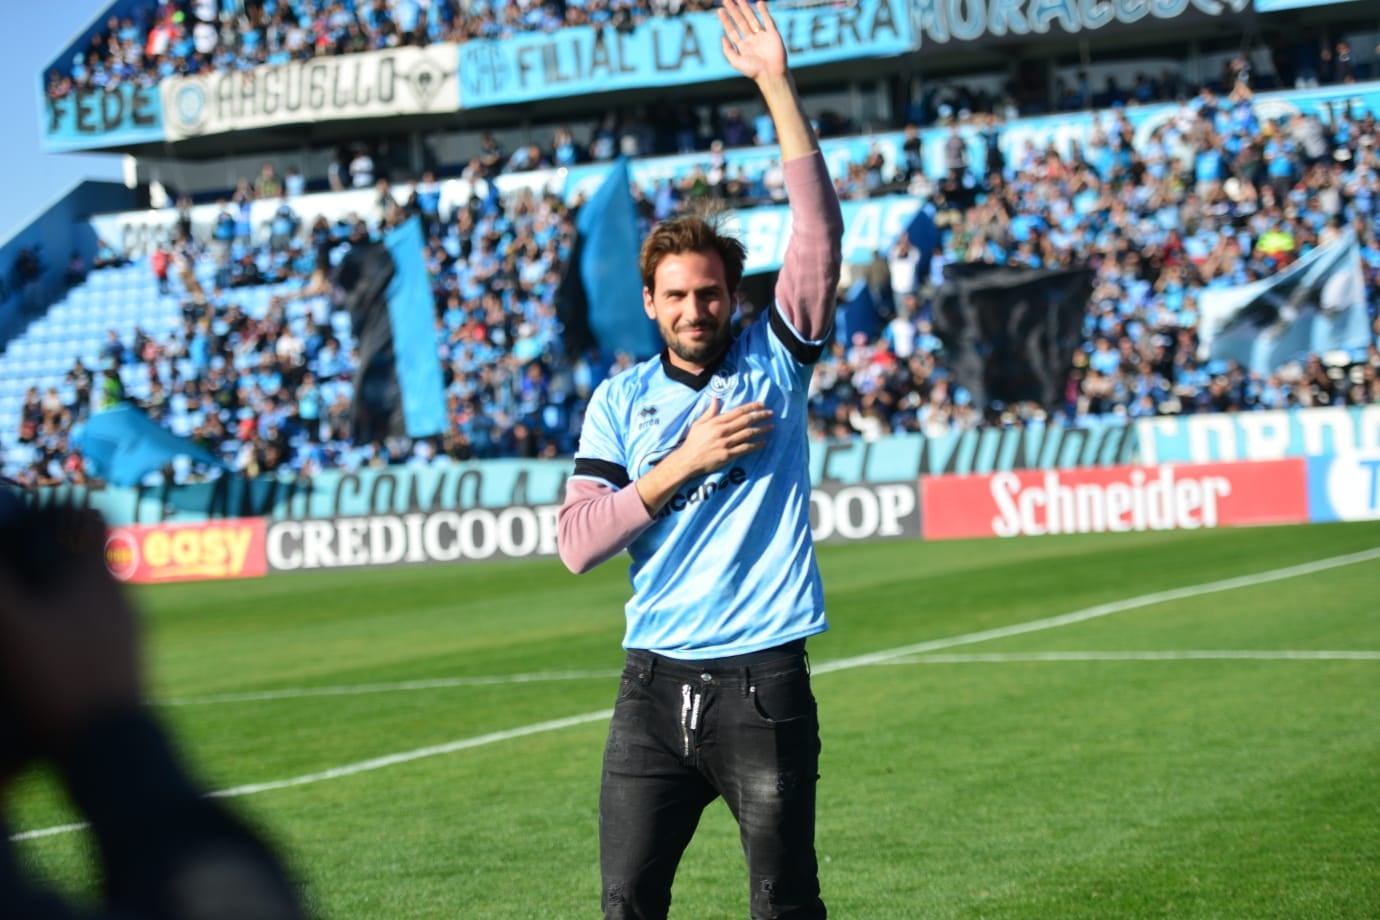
<box><xmin>558</xmin><ymin>1</ymin><xmax>843</xmax><ymax>916</ymax></box>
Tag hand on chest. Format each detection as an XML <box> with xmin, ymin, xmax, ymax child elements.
<box><xmin>627</xmin><ymin>358</ymin><xmax>770</xmax><ymax>480</ymax></box>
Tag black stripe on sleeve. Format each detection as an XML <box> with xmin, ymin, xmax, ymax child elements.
<box><xmin>768</xmin><ymin>303</ymin><xmax>828</xmax><ymax>365</ymax></box>
<box><xmin>573</xmin><ymin>458</ymin><xmax>631</xmax><ymax>489</ymax></box>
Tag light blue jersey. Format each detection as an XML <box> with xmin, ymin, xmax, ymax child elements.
<box><xmin>573</xmin><ymin>306</ymin><xmax>828</xmax><ymax>659</ymax></box>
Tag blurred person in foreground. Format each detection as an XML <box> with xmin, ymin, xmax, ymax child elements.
<box><xmin>557</xmin><ymin>2</ymin><xmax>843</xmax><ymax>916</ymax></box>
<box><xmin>0</xmin><ymin>496</ymin><xmax>311</xmax><ymax>920</ymax></box>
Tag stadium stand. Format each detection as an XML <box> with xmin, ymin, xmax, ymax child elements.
<box><xmin>5</xmin><ymin>2</ymin><xmax>1379</xmax><ymax>488</ymax></box>
<box><xmin>48</xmin><ymin>0</ymin><xmax>717</xmax><ymax>96</ymax></box>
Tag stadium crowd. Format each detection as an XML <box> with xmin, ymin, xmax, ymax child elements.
<box><xmin>11</xmin><ymin>70</ymin><xmax>1380</xmax><ymax>486</ymax></box>
<box><xmin>46</xmin><ymin>0</ymin><xmax>716</xmax><ymax>99</ymax></box>
<box><xmin>46</xmin><ymin>0</ymin><xmax>1373</xmax><ymax>120</ymax></box>
<box><xmin>814</xmin><ymin>82</ymin><xmax>1380</xmax><ymax>440</ymax></box>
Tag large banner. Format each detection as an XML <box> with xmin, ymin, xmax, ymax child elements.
<box><xmin>1137</xmin><ymin>406</ymin><xmax>1380</xmax><ymax>465</ymax></box>
<box><xmin>912</xmin><ymin>0</ymin><xmax>1250</xmax><ymax>50</ymax></box>
<box><xmin>104</xmin><ymin>518</ymin><xmax>267</xmax><ymax>583</ymax></box>
<box><xmin>458</xmin><ymin>0</ymin><xmax>911</xmax><ymax>108</ymax></box>
<box><xmin>36</xmin><ymin>420</ymin><xmax>1135</xmax><ymax>527</ymax></box>
<box><xmin>41</xmin><ymin>83</ymin><xmax>164</xmax><ymax>152</ymax></box>
<box><xmin>161</xmin><ymin>44</ymin><xmax>459</xmax><ymax>141</ymax></box>
<box><xmin>921</xmin><ymin>459</ymin><xmax>1309</xmax><ymax>540</ymax></box>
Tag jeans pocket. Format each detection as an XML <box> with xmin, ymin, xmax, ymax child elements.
<box><xmin>615</xmin><ymin>663</ymin><xmax>652</xmax><ymax>703</ymax></box>
<box><xmin>748</xmin><ymin>670</ymin><xmax>816</xmax><ymax>725</ymax></box>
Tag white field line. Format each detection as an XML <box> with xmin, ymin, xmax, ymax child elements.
<box><xmin>809</xmin><ymin>545</ymin><xmax>1380</xmax><ymax>675</ymax></box>
<box><xmin>14</xmin><ymin>545</ymin><xmax>1380</xmax><ymax>844</ymax></box>
<box><xmin>880</xmin><ymin>650</ymin><xmax>1380</xmax><ymax>664</ymax></box>
<box><xmin>10</xmin><ymin>711</ymin><xmax>613</xmax><ymax>843</ymax></box>
<box><xmin>206</xmin><ymin>710</ymin><xmax>613</xmax><ymax>799</ymax></box>
<box><xmin>161</xmin><ymin>670</ymin><xmax>622</xmax><ymax>706</ymax></box>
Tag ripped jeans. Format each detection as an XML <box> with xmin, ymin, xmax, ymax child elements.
<box><xmin>599</xmin><ymin>641</ymin><xmax>825</xmax><ymax>920</ymax></box>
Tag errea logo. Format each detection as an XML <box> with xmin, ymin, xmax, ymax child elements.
<box><xmin>635</xmin><ymin>405</ymin><xmax>660</xmax><ymax>432</ymax></box>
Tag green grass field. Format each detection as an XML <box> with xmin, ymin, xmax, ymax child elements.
<box><xmin>10</xmin><ymin>522</ymin><xmax>1380</xmax><ymax>918</ymax></box>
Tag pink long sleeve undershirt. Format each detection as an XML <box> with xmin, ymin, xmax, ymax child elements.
<box><xmin>557</xmin><ymin>150</ymin><xmax>844</xmax><ymax>575</ymax></box>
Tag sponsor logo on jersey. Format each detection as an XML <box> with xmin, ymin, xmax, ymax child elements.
<box><xmin>655</xmin><ymin>466</ymin><xmax>748</xmax><ymax>518</ymax></box>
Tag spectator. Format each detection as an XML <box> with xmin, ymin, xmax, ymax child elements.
<box><xmin>150</xmin><ymin>246</ymin><xmax>171</xmax><ymax>294</ymax></box>
<box><xmin>269</xmin><ymin>197</ymin><xmax>300</xmax><ymax>252</ymax></box>
<box><xmin>944</xmin><ymin>123</ymin><xmax>968</xmax><ymax>180</ymax></box>
<box><xmin>350</xmin><ymin>148</ymin><xmax>377</xmax><ymax>188</ymax></box>
<box><xmin>90</xmin><ymin>239</ymin><xmax>124</xmax><ymax>270</ymax></box>
<box><xmin>285</xmin><ymin>166</ymin><xmax>306</xmax><ymax>197</ymax></box>
<box><xmin>0</xmin><ymin>501</ymin><xmax>313</xmax><ymax>920</ymax></box>
<box><xmin>255</xmin><ymin>162</ymin><xmax>282</xmax><ymax>199</ymax></box>
<box><xmin>888</xmin><ymin>235</ymin><xmax>920</xmax><ymax>302</ymax></box>
<box><xmin>63</xmin><ymin>250</ymin><xmax>87</xmax><ymax>288</ymax></box>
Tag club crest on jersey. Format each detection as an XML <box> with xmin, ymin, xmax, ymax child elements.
<box><xmin>709</xmin><ymin>361</ymin><xmax>736</xmax><ymax>396</ymax></box>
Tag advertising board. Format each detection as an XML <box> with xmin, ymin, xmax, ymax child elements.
<box><xmin>921</xmin><ymin>460</ymin><xmax>1309</xmax><ymax>540</ymax></box>
<box><xmin>105</xmin><ymin>518</ymin><xmax>268</xmax><ymax>583</ymax></box>
<box><xmin>1306</xmin><ymin>454</ymin><xmax>1380</xmax><ymax>524</ymax></box>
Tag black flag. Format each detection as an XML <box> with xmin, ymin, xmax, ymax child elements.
<box><xmin>333</xmin><ymin>218</ymin><xmax>448</xmax><ymax>446</ymax></box>
<box><xmin>554</xmin><ymin>232</ymin><xmax>597</xmax><ymax>358</ymax></box>
<box><xmin>932</xmin><ymin>263</ymin><xmax>1094</xmax><ymax>413</ymax></box>
<box><xmin>336</xmin><ymin>241</ymin><xmax>405</xmax><ymax>446</ymax></box>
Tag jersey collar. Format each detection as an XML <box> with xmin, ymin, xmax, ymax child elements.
<box><xmin>658</xmin><ymin>337</ymin><xmax>735</xmax><ymax>391</ymax></box>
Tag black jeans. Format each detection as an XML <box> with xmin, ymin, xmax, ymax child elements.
<box><xmin>599</xmin><ymin>641</ymin><xmax>825</xmax><ymax>919</ymax></box>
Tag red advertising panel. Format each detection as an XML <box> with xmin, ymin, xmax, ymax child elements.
<box><xmin>922</xmin><ymin>460</ymin><xmax>1308</xmax><ymax>541</ymax></box>
<box><xmin>105</xmin><ymin>518</ymin><xmax>268</xmax><ymax>583</ymax></box>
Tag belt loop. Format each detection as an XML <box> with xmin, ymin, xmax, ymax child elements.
<box><xmin>741</xmin><ymin>665</ymin><xmax>750</xmax><ymax>697</ymax></box>
<box><xmin>803</xmin><ymin>648</ymin><xmax>811</xmax><ymax>676</ymax></box>
<box><xmin>631</xmin><ymin>651</ymin><xmax>656</xmax><ymax>686</ymax></box>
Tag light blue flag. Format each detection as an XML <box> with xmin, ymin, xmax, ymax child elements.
<box><xmin>385</xmin><ymin>216</ymin><xmax>448</xmax><ymax>437</ymax></box>
<box><xmin>1200</xmin><ymin>231</ymin><xmax>1371</xmax><ymax>375</ymax></box>
<box><xmin>74</xmin><ymin>404</ymin><xmax>224</xmax><ymax>487</ymax></box>
<box><xmin>579</xmin><ymin>157</ymin><xmax>660</xmax><ymax>360</ymax></box>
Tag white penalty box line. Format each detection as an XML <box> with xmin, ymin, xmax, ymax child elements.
<box><xmin>13</xmin><ymin>545</ymin><xmax>1380</xmax><ymax>843</ymax></box>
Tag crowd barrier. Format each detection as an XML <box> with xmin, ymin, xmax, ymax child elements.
<box><xmin>85</xmin><ymin>407</ymin><xmax>1375</xmax><ymax>583</ymax></box>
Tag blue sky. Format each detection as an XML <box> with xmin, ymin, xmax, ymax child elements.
<box><xmin>1</xmin><ymin>1</ymin><xmax>125</xmax><ymax>245</ymax></box>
